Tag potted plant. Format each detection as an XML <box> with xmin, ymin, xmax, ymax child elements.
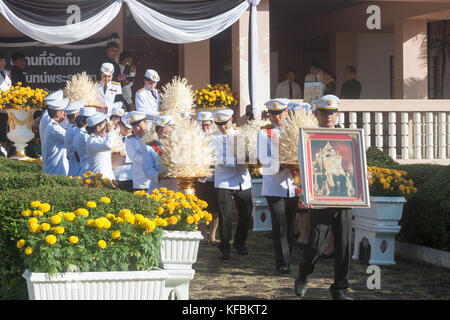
<box><xmin>17</xmin><ymin>197</ymin><xmax>169</xmax><ymax>300</ymax></box>
<box><xmin>352</xmin><ymin>167</ymin><xmax>418</xmax><ymax>265</ymax></box>
<box><xmin>0</xmin><ymin>83</ymin><xmax>47</xmax><ymax>159</ymax></box>
<box><xmin>193</xmin><ymin>83</ymin><xmax>238</xmax><ymax>113</ymax></box>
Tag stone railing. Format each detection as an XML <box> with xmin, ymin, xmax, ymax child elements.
<box><xmin>291</xmin><ymin>99</ymin><xmax>450</xmax><ymax>165</ymax></box>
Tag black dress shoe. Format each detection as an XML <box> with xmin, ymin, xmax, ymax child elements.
<box><xmin>330</xmin><ymin>289</ymin><xmax>354</xmax><ymax>300</ymax></box>
<box><xmin>277</xmin><ymin>266</ymin><xmax>291</xmax><ymax>274</ymax></box>
<box><xmin>294</xmin><ymin>278</ymin><xmax>308</xmax><ymax>298</ymax></box>
<box><xmin>233</xmin><ymin>244</ymin><xmax>248</xmax><ymax>255</ymax></box>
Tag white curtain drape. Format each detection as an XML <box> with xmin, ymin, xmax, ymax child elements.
<box><xmin>126</xmin><ymin>0</ymin><xmax>250</xmax><ymax>44</ymax></box>
<box><xmin>0</xmin><ymin>0</ymin><xmax>122</xmax><ymax>44</ymax></box>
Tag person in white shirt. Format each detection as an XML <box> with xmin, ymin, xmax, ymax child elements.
<box><xmin>97</xmin><ymin>62</ymin><xmax>124</xmax><ymax>117</ymax></box>
<box><xmin>73</xmin><ymin>107</ymin><xmax>98</xmax><ymax>177</ymax></box>
<box><xmin>85</xmin><ymin>113</ymin><xmax>115</xmax><ymax>181</ymax></box>
<box><xmin>64</xmin><ymin>99</ymin><xmax>83</xmax><ymax>177</ymax></box>
<box><xmin>195</xmin><ymin>111</ymin><xmax>220</xmax><ymax>245</ymax></box>
<box><xmin>275</xmin><ymin>67</ymin><xmax>302</xmax><ymax>99</ymax></box>
<box><xmin>135</xmin><ymin>69</ymin><xmax>161</xmax><ymax>123</ymax></box>
<box><xmin>304</xmin><ymin>61</ymin><xmax>323</xmax><ymax>83</ymax></box>
<box><xmin>125</xmin><ymin>111</ymin><xmax>151</xmax><ymax>192</ymax></box>
<box><xmin>39</xmin><ymin>90</ymin><xmax>64</xmax><ymax>167</ymax></box>
<box><xmin>43</xmin><ymin>98</ymin><xmax>70</xmax><ymax>175</ymax></box>
<box><xmin>212</xmin><ymin>109</ymin><xmax>253</xmax><ymax>260</ymax></box>
<box><xmin>257</xmin><ymin>98</ymin><xmax>298</xmax><ymax>274</ymax></box>
<box><xmin>112</xmin><ymin>113</ymin><xmax>134</xmax><ymax>192</ymax></box>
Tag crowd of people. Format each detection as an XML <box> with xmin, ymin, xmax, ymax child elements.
<box><xmin>0</xmin><ymin>41</ymin><xmax>356</xmax><ymax>299</ymax></box>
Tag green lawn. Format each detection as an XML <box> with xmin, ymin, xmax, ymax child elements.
<box><xmin>190</xmin><ymin>230</ymin><xmax>450</xmax><ymax>300</ymax></box>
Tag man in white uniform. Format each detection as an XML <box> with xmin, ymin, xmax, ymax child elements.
<box><xmin>257</xmin><ymin>98</ymin><xmax>298</xmax><ymax>274</ymax></box>
<box><xmin>125</xmin><ymin>111</ymin><xmax>151</xmax><ymax>192</ymax></box>
<box><xmin>43</xmin><ymin>98</ymin><xmax>69</xmax><ymax>175</ymax></box>
<box><xmin>97</xmin><ymin>62</ymin><xmax>124</xmax><ymax>117</ymax></box>
<box><xmin>64</xmin><ymin>99</ymin><xmax>83</xmax><ymax>177</ymax></box>
<box><xmin>135</xmin><ymin>69</ymin><xmax>160</xmax><ymax>123</ymax></box>
<box><xmin>112</xmin><ymin>112</ymin><xmax>134</xmax><ymax>192</ymax></box>
<box><xmin>85</xmin><ymin>113</ymin><xmax>115</xmax><ymax>181</ymax></box>
<box><xmin>212</xmin><ymin>109</ymin><xmax>253</xmax><ymax>260</ymax></box>
<box><xmin>40</xmin><ymin>90</ymin><xmax>64</xmax><ymax>166</ymax></box>
<box><xmin>73</xmin><ymin>107</ymin><xmax>98</xmax><ymax>177</ymax></box>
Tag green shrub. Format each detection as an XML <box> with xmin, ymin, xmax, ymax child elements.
<box><xmin>0</xmin><ymin>157</ymin><xmax>42</xmax><ymax>173</ymax></box>
<box><xmin>0</xmin><ymin>171</ymin><xmax>79</xmax><ymax>191</ymax></box>
<box><xmin>366</xmin><ymin>146</ymin><xmax>399</xmax><ymax>168</ymax></box>
<box><xmin>396</xmin><ymin>164</ymin><xmax>450</xmax><ymax>252</ymax></box>
<box><xmin>0</xmin><ymin>185</ymin><xmax>159</xmax><ymax>300</ymax></box>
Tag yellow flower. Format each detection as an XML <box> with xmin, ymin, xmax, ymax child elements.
<box><xmin>157</xmin><ymin>207</ymin><xmax>164</xmax><ymax>215</ymax></box>
<box><xmin>30</xmin><ymin>201</ymin><xmax>41</xmax><ymax>208</ymax></box>
<box><xmin>17</xmin><ymin>239</ymin><xmax>26</xmax><ymax>249</ymax></box>
<box><xmin>28</xmin><ymin>223</ymin><xmax>40</xmax><ymax>233</ymax></box>
<box><xmin>41</xmin><ymin>223</ymin><xmax>51</xmax><ymax>231</ymax></box>
<box><xmin>100</xmin><ymin>197</ymin><xmax>111</xmax><ymax>204</ymax></box>
<box><xmin>64</xmin><ymin>212</ymin><xmax>76</xmax><ymax>222</ymax></box>
<box><xmin>186</xmin><ymin>216</ymin><xmax>194</xmax><ymax>224</ymax></box>
<box><xmin>21</xmin><ymin>209</ymin><xmax>32</xmax><ymax>217</ymax></box>
<box><xmin>38</xmin><ymin>203</ymin><xmax>51</xmax><ymax>213</ymax></box>
<box><xmin>160</xmin><ymin>187</ymin><xmax>168</xmax><ymax>193</ymax></box>
<box><xmin>169</xmin><ymin>216</ymin><xmax>178</xmax><ymax>225</ymax></box>
<box><xmin>98</xmin><ymin>240</ymin><xmax>107</xmax><ymax>249</ymax></box>
<box><xmin>50</xmin><ymin>215</ymin><xmax>62</xmax><ymax>225</ymax></box>
<box><xmin>75</xmin><ymin>208</ymin><xmax>89</xmax><ymax>217</ymax></box>
<box><xmin>69</xmin><ymin>236</ymin><xmax>79</xmax><ymax>244</ymax></box>
<box><xmin>25</xmin><ymin>247</ymin><xmax>33</xmax><ymax>255</ymax></box>
<box><xmin>28</xmin><ymin>217</ymin><xmax>38</xmax><ymax>225</ymax></box>
<box><xmin>52</xmin><ymin>226</ymin><xmax>65</xmax><ymax>235</ymax></box>
<box><xmin>111</xmin><ymin>230</ymin><xmax>121</xmax><ymax>239</ymax></box>
<box><xmin>94</xmin><ymin>217</ymin><xmax>109</xmax><ymax>229</ymax></box>
<box><xmin>86</xmin><ymin>201</ymin><xmax>97</xmax><ymax>208</ymax></box>
<box><xmin>124</xmin><ymin>214</ymin><xmax>135</xmax><ymax>225</ymax></box>
<box><xmin>119</xmin><ymin>209</ymin><xmax>132</xmax><ymax>218</ymax></box>
<box><xmin>45</xmin><ymin>235</ymin><xmax>57</xmax><ymax>245</ymax></box>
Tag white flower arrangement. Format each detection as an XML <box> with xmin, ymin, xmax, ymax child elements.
<box><xmin>64</xmin><ymin>72</ymin><xmax>102</xmax><ymax>106</ymax></box>
<box><xmin>160</xmin><ymin>76</ymin><xmax>194</xmax><ymax>120</ymax></box>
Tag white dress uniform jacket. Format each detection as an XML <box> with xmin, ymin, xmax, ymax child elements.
<box><xmin>257</xmin><ymin>124</ymin><xmax>296</xmax><ymax>198</ymax></box>
<box><xmin>135</xmin><ymin>87</ymin><xmax>160</xmax><ymax>122</ymax></box>
<box><xmin>65</xmin><ymin>123</ymin><xmax>80</xmax><ymax>177</ymax></box>
<box><xmin>86</xmin><ymin>132</ymin><xmax>115</xmax><ymax>181</ymax></box>
<box><xmin>142</xmin><ymin>142</ymin><xmax>164</xmax><ymax>193</ymax></box>
<box><xmin>275</xmin><ymin>80</ymin><xmax>302</xmax><ymax>99</ymax></box>
<box><xmin>73</xmin><ymin>127</ymin><xmax>89</xmax><ymax>177</ymax></box>
<box><xmin>39</xmin><ymin>110</ymin><xmax>51</xmax><ymax>167</ymax></box>
<box><xmin>0</xmin><ymin>69</ymin><xmax>12</xmax><ymax>92</ymax></box>
<box><xmin>125</xmin><ymin>135</ymin><xmax>150</xmax><ymax>190</ymax></box>
<box><xmin>43</xmin><ymin>119</ymin><xmax>69</xmax><ymax>176</ymax></box>
<box><xmin>212</xmin><ymin>128</ymin><xmax>251</xmax><ymax>191</ymax></box>
<box><xmin>112</xmin><ymin>133</ymin><xmax>133</xmax><ymax>182</ymax></box>
<box><xmin>97</xmin><ymin>80</ymin><xmax>123</xmax><ymax>117</ymax></box>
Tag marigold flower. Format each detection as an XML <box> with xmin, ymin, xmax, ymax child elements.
<box><xmin>64</xmin><ymin>212</ymin><xmax>76</xmax><ymax>222</ymax></box>
<box><xmin>111</xmin><ymin>230</ymin><xmax>121</xmax><ymax>239</ymax></box>
<box><xmin>17</xmin><ymin>239</ymin><xmax>26</xmax><ymax>249</ymax></box>
<box><xmin>100</xmin><ymin>197</ymin><xmax>111</xmax><ymax>204</ymax></box>
<box><xmin>186</xmin><ymin>216</ymin><xmax>194</xmax><ymax>224</ymax></box>
<box><xmin>98</xmin><ymin>240</ymin><xmax>107</xmax><ymax>249</ymax></box>
<box><xmin>30</xmin><ymin>201</ymin><xmax>41</xmax><ymax>208</ymax></box>
<box><xmin>52</xmin><ymin>226</ymin><xmax>65</xmax><ymax>235</ymax></box>
<box><xmin>25</xmin><ymin>247</ymin><xmax>33</xmax><ymax>255</ymax></box>
<box><xmin>69</xmin><ymin>236</ymin><xmax>79</xmax><ymax>244</ymax></box>
<box><xmin>21</xmin><ymin>209</ymin><xmax>32</xmax><ymax>217</ymax></box>
<box><xmin>157</xmin><ymin>207</ymin><xmax>164</xmax><ymax>215</ymax></box>
<box><xmin>75</xmin><ymin>208</ymin><xmax>89</xmax><ymax>217</ymax></box>
<box><xmin>41</xmin><ymin>223</ymin><xmax>51</xmax><ymax>231</ymax></box>
<box><xmin>29</xmin><ymin>223</ymin><xmax>40</xmax><ymax>233</ymax></box>
<box><xmin>38</xmin><ymin>203</ymin><xmax>51</xmax><ymax>213</ymax></box>
<box><xmin>119</xmin><ymin>209</ymin><xmax>131</xmax><ymax>218</ymax></box>
<box><xmin>45</xmin><ymin>235</ymin><xmax>57</xmax><ymax>245</ymax></box>
<box><xmin>50</xmin><ymin>215</ymin><xmax>61</xmax><ymax>225</ymax></box>
<box><xmin>86</xmin><ymin>201</ymin><xmax>97</xmax><ymax>208</ymax></box>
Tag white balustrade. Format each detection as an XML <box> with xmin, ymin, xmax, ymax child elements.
<box><xmin>413</xmin><ymin>112</ymin><xmax>422</xmax><ymax>160</ymax></box>
<box><xmin>426</xmin><ymin>112</ymin><xmax>434</xmax><ymax>160</ymax></box>
<box><xmin>375</xmin><ymin>112</ymin><xmax>383</xmax><ymax>151</ymax></box>
<box><xmin>401</xmin><ymin>112</ymin><xmax>409</xmax><ymax>160</ymax></box>
<box><xmin>388</xmin><ymin>112</ymin><xmax>397</xmax><ymax>159</ymax></box>
<box><xmin>363</xmin><ymin>112</ymin><xmax>371</xmax><ymax>150</ymax></box>
<box><xmin>349</xmin><ymin>112</ymin><xmax>357</xmax><ymax>129</ymax></box>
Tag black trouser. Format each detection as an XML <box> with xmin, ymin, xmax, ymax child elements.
<box><xmin>118</xmin><ymin>180</ymin><xmax>133</xmax><ymax>193</ymax></box>
<box><xmin>216</xmin><ymin>187</ymin><xmax>253</xmax><ymax>250</ymax></box>
<box><xmin>298</xmin><ymin>208</ymin><xmax>352</xmax><ymax>291</ymax></box>
<box><xmin>266</xmin><ymin>195</ymin><xmax>299</xmax><ymax>269</ymax></box>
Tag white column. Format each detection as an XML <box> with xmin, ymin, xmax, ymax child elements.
<box><xmin>413</xmin><ymin>112</ymin><xmax>422</xmax><ymax>160</ymax></box>
<box><xmin>438</xmin><ymin>113</ymin><xmax>447</xmax><ymax>160</ymax></box>
<box><xmin>349</xmin><ymin>112</ymin><xmax>357</xmax><ymax>129</ymax></box>
<box><xmin>338</xmin><ymin>113</ymin><xmax>345</xmax><ymax>128</ymax></box>
<box><xmin>363</xmin><ymin>112</ymin><xmax>371</xmax><ymax>150</ymax></box>
<box><xmin>375</xmin><ymin>112</ymin><xmax>383</xmax><ymax>151</ymax></box>
<box><xmin>425</xmin><ymin>112</ymin><xmax>434</xmax><ymax>160</ymax></box>
<box><xmin>401</xmin><ymin>112</ymin><xmax>409</xmax><ymax>160</ymax></box>
<box><xmin>388</xmin><ymin>112</ymin><xmax>397</xmax><ymax>159</ymax></box>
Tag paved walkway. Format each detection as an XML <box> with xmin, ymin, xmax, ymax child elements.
<box><xmin>190</xmin><ymin>230</ymin><xmax>450</xmax><ymax>300</ymax></box>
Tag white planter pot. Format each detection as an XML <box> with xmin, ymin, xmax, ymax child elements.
<box><xmin>5</xmin><ymin>108</ymin><xmax>36</xmax><ymax>159</ymax></box>
<box><xmin>23</xmin><ymin>269</ymin><xmax>168</xmax><ymax>300</ymax></box>
<box><xmin>251</xmin><ymin>178</ymin><xmax>272</xmax><ymax>232</ymax></box>
<box><xmin>351</xmin><ymin>196</ymin><xmax>406</xmax><ymax>265</ymax></box>
<box><xmin>160</xmin><ymin>230</ymin><xmax>203</xmax><ymax>270</ymax></box>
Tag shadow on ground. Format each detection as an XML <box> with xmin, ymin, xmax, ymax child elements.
<box><xmin>190</xmin><ymin>230</ymin><xmax>450</xmax><ymax>300</ymax></box>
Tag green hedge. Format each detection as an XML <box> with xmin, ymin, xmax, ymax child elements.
<box><xmin>366</xmin><ymin>146</ymin><xmax>399</xmax><ymax>168</ymax></box>
<box><xmin>0</xmin><ymin>185</ymin><xmax>159</xmax><ymax>300</ymax></box>
<box><xmin>395</xmin><ymin>164</ymin><xmax>450</xmax><ymax>252</ymax></box>
<box><xmin>0</xmin><ymin>157</ymin><xmax>42</xmax><ymax>173</ymax></box>
<box><xmin>0</xmin><ymin>171</ymin><xmax>80</xmax><ymax>191</ymax></box>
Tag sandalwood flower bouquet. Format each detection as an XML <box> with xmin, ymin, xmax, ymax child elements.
<box><xmin>16</xmin><ymin>197</ymin><xmax>165</xmax><ymax>275</ymax></box>
<box><xmin>135</xmin><ymin>188</ymin><xmax>213</xmax><ymax>232</ymax></box>
<box><xmin>0</xmin><ymin>83</ymin><xmax>47</xmax><ymax>110</ymax></box>
<box><xmin>194</xmin><ymin>83</ymin><xmax>237</xmax><ymax>109</ymax></box>
<box><xmin>368</xmin><ymin>167</ymin><xmax>418</xmax><ymax>197</ymax></box>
